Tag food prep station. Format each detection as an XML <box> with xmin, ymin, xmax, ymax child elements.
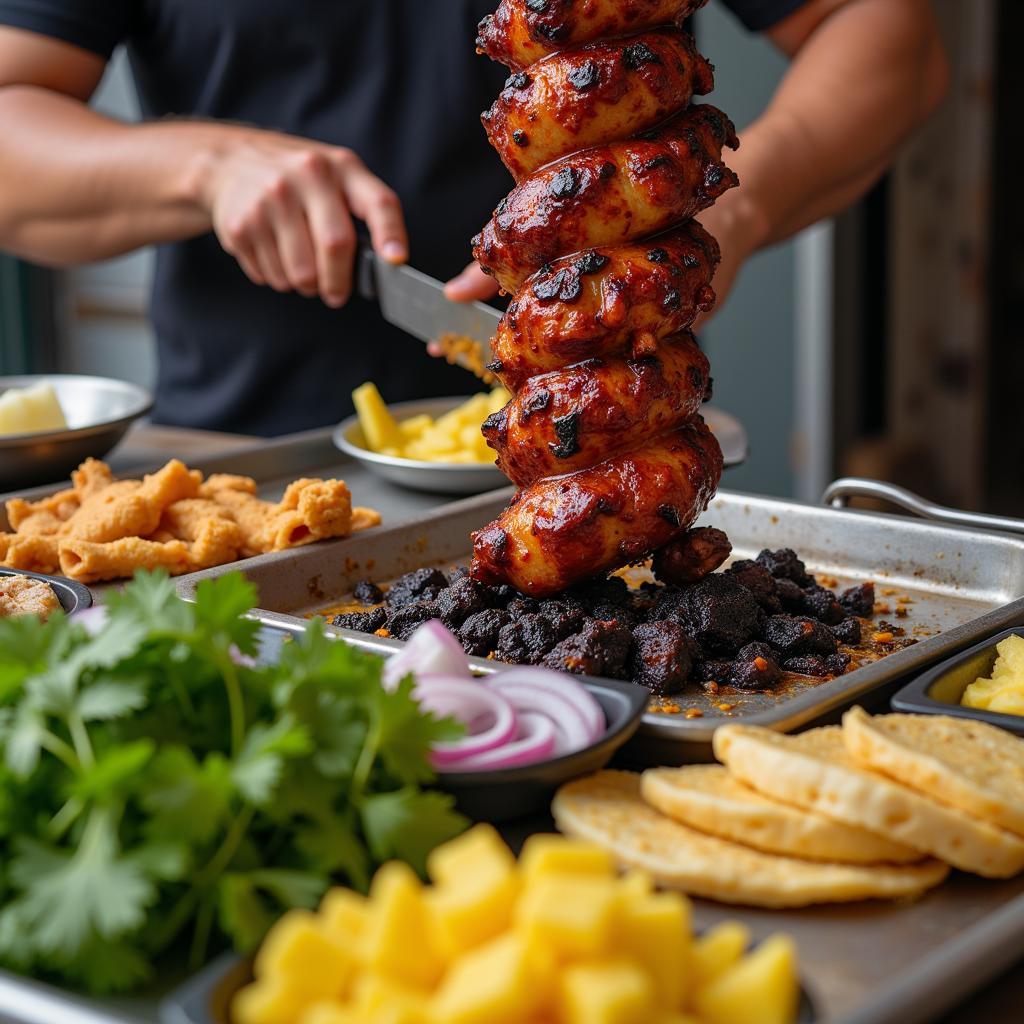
<box><xmin>2</xmin><ymin>423</ymin><xmax>1024</xmax><ymax>1024</ymax></box>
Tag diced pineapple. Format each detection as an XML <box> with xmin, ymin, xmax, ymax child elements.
<box><xmin>558</xmin><ymin>959</ymin><xmax>655</xmax><ymax>1024</ymax></box>
<box><xmin>694</xmin><ymin>934</ymin><xmax>799</xmax><ymax>1024</ymax></box>
<box><xmin>519</xmin><ymin>834</ymin><xmax>615</xmax><ymax>882</ymax></box>
<box><xmin>233</xmin><ymin>976</ymin><xmax>315</xmax><ymax>1024</ymax></box>
<box><xmin>430</xmin><ymin>932</ymin><xmax>552</xmax><ymax>1024</ymax></box>
<box><xmin>299</xmin><ymin>1003</ymin><xmax>357</xmax><ymax>1024</ymax></box>
<box><xmin>616</xmin><ymin>886</ymin><xmax>691</xmax><ymax>1010</ymax></box>
<box><xmin>353</xmin><ymin>382</ymin><xmax>403</xmax><ymax>452</ymax></box>
<box><xmin>361</xmin><ymin>861</ymin><xmax>445</xmax><ymax>990</ymax></box>
<box><xmin>517</xmin><ymin>873</ymin><xmax>618</xmax><ymax>958</ymax></box>
<box><xmin>617</xmin><ymin>870</ymin><xmax>655</xmax><ymax>899</ymax></box>
<box><xmin>348</xmin><ymin>972</ymin><xmax>430</xmax><ymax>1023</ymax></box>
<box><xmin>989</xmin><ymin>687</ymin><xmax>1024</xmax><ymax>716</ymax></box>
<box><xmin>253</xmin><ymin>910</ymin><xmax>353</xmax><ymax>999</ymax></box>
<box><xmin>690</xmin><ymin>921</ymin><xmax>750</xmax><ymax>990</ymax></box>
<box><xmin>319</xmin><ymin>888</ymin><xmax>369</xmax><ymax>947</ymax></box>
<box><xmin>399</xmin><ymin>414</ymin><xmax>433</xmax><ymax>439</ymax></box>
<box><xmin>428</xmin><ymin>825</ymin><xmax>515</xmax><ymax>884</ymax></box>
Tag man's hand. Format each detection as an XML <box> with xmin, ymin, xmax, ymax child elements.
<box><xmin>445</xmin><ymin>261</ymin><xmax>500</xmax><ymax>303</ymax></box>
<box><xmin>201</xmin><ymin>133</ymin><xmax>409</xmax><ymax>308</ymax></box>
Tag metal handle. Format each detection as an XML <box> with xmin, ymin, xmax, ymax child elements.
<box><xmin>821</xmin><ymin>477</ymin><xmax>1024</xmax><ymax>537</ymax></box>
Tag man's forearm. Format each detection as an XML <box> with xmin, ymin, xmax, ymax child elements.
<box><xmin>714</xmin><ymin>0</ymin><xmax>948</xmax><ymax>253</ymax></box>
<box><xmin>0</xmin><ymin>85</ymin><xmax>225</xmax><ymax>265</ymax></box>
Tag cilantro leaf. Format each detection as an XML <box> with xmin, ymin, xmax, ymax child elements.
<box><xmin>103</xmin><ymin>569</ymin><xmax>193</xmax><ymax>634</ymax></box>
<box><xmin>77</xmin><ymin>678</ymin><xmax>148</xmax><ymax>721</ymax></box>
<box><xmin>141</xmin><ymin>747</ymin><xmax>234</xmax><ymax>846</ymax></box>
<box><xmin>217</xmin><ymin>873</ymin><xmax>277</xmax><ymax>954</ymax></box>
<box><xmin>232</xmin><ymin>716</ymin><xmax>312</xmax><ymax>806</ymax></box>
<box><xmin>69</xmin><ymin>740</ymin><xmax>155</xmax><ymax>803</ymax></box>
<box><xmin>193</xmin><ymin>574</ymin><xmax>261</xmax><ymax>657</ymax></box>
<box><xmin>361</xmin><ymin>789</ymin><xmax>467</xmax><ymax>877</ymax></box>
<box><xmin>295</xmin><ymin>812</ymin><xmax>371</xmax><ymax>892</ymax></box>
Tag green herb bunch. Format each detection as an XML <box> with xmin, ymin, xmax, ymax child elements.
<box><xmin>0</xmin><ymin>571</ymin><xmax>466</xmax><ymax>993</ymax></box>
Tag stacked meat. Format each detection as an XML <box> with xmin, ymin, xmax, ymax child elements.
<box><xmin>468</xmin><ymin>0</ymin><xmax>738</xmax><ymax>597</ymax></box>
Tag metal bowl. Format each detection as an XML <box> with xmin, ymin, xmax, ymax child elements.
<box><xmin>0</xmin><ymin>374</ymin><xmax>153</xmax><ymax>491</ymax></box>
<box><xmin>333</xmin><ymin>396</ymin><xmax>509</xmax><ymax>495</ymax></box>
<box><xmin>0</xmin><ymin>567</ymin><xmax>93</xmax><ymax>614</ymax></box>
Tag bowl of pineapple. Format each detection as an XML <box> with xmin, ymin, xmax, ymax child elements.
<box><xmin>334</xmin><ymin>382</ymin><xmax>512</xmax><ymax>494</ymax></box>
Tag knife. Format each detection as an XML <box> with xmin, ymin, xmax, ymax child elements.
<box><xmin>357</xmin><ymin>248</ymin><xmax>501</xmax><ymax>373</ymax></box>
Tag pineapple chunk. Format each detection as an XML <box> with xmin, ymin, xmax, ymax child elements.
<box><xmin>399</xmin><ymin>414</ymin><xmax>433</xmax><ymax>440</ymax></box>
<box><xmin>519</xmin><ymin>834</ymin><xmax>615</xmax><ymax>882</ymax></box>
<box><xmin>430</xmin><ymin>932</ymin><xmax>552</xmax><ymax>1024</ymax></box>
<box><xmin>558</xmin><ymin>959</ymin><xmax>655</xmax><ymax>1024</ymax></box>
<box><xmin>962</xmin><ymin>634</ymin><xmax>1024</xmax><ymax>713</ymax></box>
<box><xmin>233</xmin><ymin>976</ymin><xmax>315</xmax><ymax>1024</ymax></box>
<box><xmin>517</xmin><ymin>873</ymin><xmax>618</xmax><ymax>958</ymax></box>
<box><xmin>690</xmin><ymin>921</ymin><xmax>750</xmax><ymax>990</ymax></box>
<box><xmin>616</xmin><ymin>887</ymin><xmax>691</xmax><ymax>1010</ymax></box>
<box><xmin>253</xmin><ymin>910</ymin><xmax>353</xmax><ymax>999</ymax></box>
<box><xmin>353</xmin><ymin>382</ymin><xmax>403</xmax><ymax>451</ymax></box>
<box><xmin>362</xmin><ymin>861</ymin><xmax>445</xmax><ymax>990</ymax></box>
<box><xmin>989</xmin><ymin>688</ymin><xmax>1024</xmax><ymax>716</ymax></box>
<box><xmin>348</xmin><ymin>972</ymin><xmax>431</xmax><ymax>1023</ymax></box>
<box><xmin>319</xmin><ymin>888</ymin><xmax>369</xmax><ymax>947</ymax></box>
<box><xmin>299</xmin><ymin>1004</ymin><xmax>357</xmax><ymax>1024</ymax></box>
<box><xmin>694</xmin><ymin>934</ymin><xmax>799</xmax><ymax>1024</ymax></box>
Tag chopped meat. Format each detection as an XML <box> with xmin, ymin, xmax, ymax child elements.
<box><xmin>801</xmin><ymin>585</ymin><xmax>845</xmax><ymax>625</ymax></box>
<box><xmin>765</xmin><ymin>615</ymin><xmax>838</xmax><ymax>659</ymax></box>
<box><xmin>728</xmin><ymin>641</ymin><xmax>783</xmax><ymax>690</ymax></box>
<box><xmin>570</xmin><ymin>574</ymin><xmax>631</xmax><ymax>613</ymax></box>
<box><xmin>495</xmin><ymin>613</ymin><xmax>558</xmax><ymax>664</ymax></box>
<box><xmin>507</xmin><ymin>595</ymin><xmax>541</xmax><ymax>616</ymax></box>
<box><xmin>629</xmin><ymin>621</ymin><xmax>694</xmax><ymax>695</ymax></box>
<box><xmin>678</xmin><ymin>574</ymin><xmax>763</xmax><ymax>655</ymax></box>
<box><xmin>483</xmin><ymin>582</ymin><xmax>518</xmax><ymax>607</ymax></box>
<box><xmin>695</xmin><ymin>658</ymin><xmax>733</xmax><ymax>684</ymax></box>
<box><xmin>652</xmin><ymin>527</ymin><xmax>732</xmax><ymax>585</ymax></box>
<box><xmin>536</xmin><ymin>599</ymin><xmax>589</xmax><ymax>640</ymax></box>
<box><xmin>386</xmin><ymin>600</ymin><xmax>440</xmax><ymax>640</ymax></box>
<box><xmin>756</xmin><ymin>548</ymin><xmax>813</xmax><ymax>587</ymax></box>
<box><xmin>831</xmin><ymin>616</ymin><xmax>862</xmax><ymax>646</ymax></box>
<box><xmin>590</xmin><ymin>601</ymin><xmax>641</xmax><ymax>629</ymax></box>
<box><xmin>353</xmin><ymin>579</ymin><xmax>384</xmax><ymax>605</ymax></box>
<box><xmin>458</xmin><ymin>608</ymin><xmax>510</xmax><ymax>656</ymax></box>
<box><xmin>840</xmin><ymin>582</ymin><xmax>876</xmax><ymax>617</ymax></box>
<box><xmin>725</xmin><ymin>559</ymin><xmax>782</xmax><ymax>613</ymax></box>
<box><xmin>774</xmin><ymin>577</ymin><xmax>807</xmax><ymax>612</ymax></box>
<box><xmin>385</xmin><ymin>567</ymin><xmax>448</xmax><ymax>608</ymax></box>
<box><xmin>543</xmin><ymin>619</ymin><xmax>632</xmax><ymax>679</ymax></box>
<box><xmin>435</xmin><ymin>576</ymin><xmax>487</xmax><ymax>630</ymax></box>
<box><xmin>330</xmin><ymin>607</ymin><xmax>387</xmax><ymax>633</ymax></box>
<box><xmin>782</xmin><ymin>651</ymin><xmax>851</xmax><ymax>677</ymax></box>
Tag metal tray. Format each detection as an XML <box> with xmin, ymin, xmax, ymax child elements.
<box><xmin>178</xmin><ymin>484</ymin><xmax>1024</xmax><ymax>763</ymax></box>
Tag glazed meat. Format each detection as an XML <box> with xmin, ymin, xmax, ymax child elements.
<box><xmin>482</xmin><ymin>333</ymin><xmax>710</xmax><ymax>486</ymax></box>
<box><xmin>652</xmin><ymin>525</ymin><xmax>731</xmax><ymax>585</ymax></box>
<box><xmin>490</xmin><ymin>221</ymin><xmax>719</xmax><ymax>391</ymax></box>
<box><xmin>471</xmin><ymin>416</ymin><xmax>723</xmax><ymax>596</ymax></box>
<box><xmin>484</xmin><ymin>30</ymin><xmax>714</xmax><ymax>180</ymax></box>
<box><xmin>478</xmin><ymin>0</ymin><xmax>710</xmax><ymax>69</ymax></box>
<box><xmin>473</xmin><ymin>104</ymin><xmax>738</xmax><ymax>292</ymax></box>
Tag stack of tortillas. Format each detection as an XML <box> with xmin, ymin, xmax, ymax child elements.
<box><xmin>552</xmin><ymin>706</ymin><xmax>1024</xmax><ymax>908</ymax></box>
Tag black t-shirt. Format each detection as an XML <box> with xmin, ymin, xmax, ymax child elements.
<box><xmin>0</xmin><ymin>0</ymin><xmax>806</xmax><ymax>435</ymax></box>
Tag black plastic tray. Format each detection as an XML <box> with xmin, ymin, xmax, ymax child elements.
<box><xmin>891</xmin><ymin>626</ymin><xmax>1024</xmax><ymax>736</ymax></box>
<box><xmin>0</xmin><ymin>566</ymin><xmax>93</xmax><ymax>615</ymax></box>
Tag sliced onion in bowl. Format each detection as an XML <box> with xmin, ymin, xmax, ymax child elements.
<box><xmin>416</xmin><ymin>676</ymin><xmax>518</xmax><ymax>765</ymax></box>
<box><xmin>444</xmin><ymin>711</ymin><xmax>556</xmax><ymax>772</ymax></box>
<box><xmin>382</xmin><ymin>620</ymin><xmax>470</xmax><ymax>689</ymax></box>
<box><xmin>486</xmin><ymin>667</ymin><xmax>605</xmax><ymax>740</ymax></box>
<box><xmin>482</xmin><ymin>680</ymin><xmax>596</xmax><ymax>756</ymax></box>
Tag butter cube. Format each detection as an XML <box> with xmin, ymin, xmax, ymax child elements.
<box><xmin>519</xmin><ymin>834</ymin><xmax>615</xmax><ymax>882</ymax></box>
<box><xmin>694</xmin><ymin>935</ymin><xmax>799</xmax><ymax>1024</ymax></box>
<box><xmin>517</xmin><ymin>873</ymin><xmax>618</xmax><ymax>958</ymax></box>
<box><xmin>430</xmin><ymin>932</ymin><xmax>551</xmax><ymax>1024</ymax></box>
<box><xmin>690</xmin><ymin>921</ymin><xmax>750</xmax><ymax>991</ymax></box>
<box><xmin>253</xmin><ymin>911</ymin><xmax>352</xmax><ymax>999</ymax></box>
<box><xmin>362</xmin><ymin>861</ymin><xmax>444</xmax><ymax>990</ymax></box>
<box><xmin>558</xmin><ymin>959</ymin><xmax>655</xmax><ymax>1024</ymax></box>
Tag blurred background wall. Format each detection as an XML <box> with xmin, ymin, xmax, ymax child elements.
<box><xmin>1</xmin><ymin>0</ymin><xmax>1012</xmax><ymax>513</ymax></box>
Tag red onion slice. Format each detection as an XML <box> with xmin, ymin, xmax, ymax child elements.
<box><xmin>486</xmin><ymin>668</ymin><xmax>605</xmax><ymax>740</ymax></box>
<box><xmin>444</xmin><ymin>712</ymin><xmax>556</xmax><ymax>772</ymax></box>
<box><xmin>382</xmin><ymin>620</ymin><xmax>470</xmax><ymax>689</ymax></box>
<box><xmin>483</xmin><ymin>681</ymin><xmax>596</xmax><ymax>756</ymax></box>
<box><xmin>416</xmin><ymin>677</ymin><xmax>518</xmax><ymax>765</ymax></box>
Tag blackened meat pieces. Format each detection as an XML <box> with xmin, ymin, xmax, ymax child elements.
<box><xmin>386</xmin><ymin>600</ymin><xmax>440</xmax><ymax>640</ymax></box>
<box><xmin>352</xmin><ymin>579</ymin><xmax>384</xmax><ymax>605</ymax></box>
<box><xmin>434</xmin><ymin>576</ymin><xmax>486</xmax><ymax>630</ymax></box>
<box><xmin>330</xmin><ymin>607</ymin><xmax>386</xmax><ymax>633</ymax></box>
<box><xmin>725</xmin><ymin>559</ymin><xmax>782</xmax><ymax>613</ymax></box>
<box><xmin>728</xmin><ymin>641</ymin><xmax>783</xmax><ymax>690</ymax></box>
<box><xmin>830</xmin><ymin>616</ymin><xmax>862</xmax><ymax>646</ymax></box>
<box><xmin>536</xmin><ymin>599</ymin><xmax>589</xmax><ymax>640</ymax></box>
<box><xmin>782</xmin><ymin>652</ymin><xmax>851</xmax><ymax>677</ymax></box>
<box><xmin>678</xmin><ymin>574</ymin><xmax>763</xmax><ymax>655</ymax></box>
<box><xmin>544</xmin><ymin>619</ymin><xmax>632</xmax><ymax>679</ymax></box>
<box><xmin>495</xmin><ymin>613</ymin><xmax>558</xmax><ymax>664</ymax></box>
<box><xmin>630</xmin><ymin>621</ymin><xmax>694</xmax><ymax>695</ymax></box>
<box><xmin>385</xmin><ymin>567</ymin><xmax>448</xmax><ymax>608</ymax></box>
<box><xmin>839</xmin><ymin>582</ymin><xmax>876</xmax><ymax>617</ymax></box>
<box><xmin>458</xmin><ymin>608</ymin><xmax>509</xmax><ymax>656</ymax></box>
<box><xmin>764</xmin><ymin>615</ymin><xmax>838</xmax><ymax>659</ymax></box>
<box><xmin>801</xmin><ymin>585</ymin><xmax>845</xmax><ymax>625</ymax></box>
<box><xmin>756</xmin><ymin>548</ymin><xmax>813</xmax><ymax>587</ymax></box>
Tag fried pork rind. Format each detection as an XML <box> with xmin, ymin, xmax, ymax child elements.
<box><xmin>2</xmin><ymin>458</ymin><xmax>380</xmax><ymax>583</ymax></box>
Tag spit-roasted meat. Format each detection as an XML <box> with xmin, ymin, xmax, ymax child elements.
<box><xmin>470</xmin><ymin>5</ymin><xmax>734</xmax><ymax>594</ymax></box>
<box><xmin>482</xmin><ymin>332</ymin><xmax>710</xmax><ymax>486</ymax></box>
<box><xmin>473</xmin><ymin>104</ymin><xmax>738</xmax><ymax>293</ymax></box>
<box><xmin>652</xmin><ymin>525</ymin><xmax>732</xmax><ymax>585</ymax></box>
<box><xmin>478</xmin><ymin>0</ymin><xmax>711</xmax><ymax>69</ymax></box>
<box><xmin>490</xmin><ymin>221</ymin><xmax>719</xmax><ymax>391</ymax></box>
<box><xmin>484</xmin><ymin>29</ymin><xmax>714</xmax><ymax>181</ymax></box>
<box><xmin>471</xmin><ymin>416</ymin><xmax>723</xmax><ymax>596</ymax></box>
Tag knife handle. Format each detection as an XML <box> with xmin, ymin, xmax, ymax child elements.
<box><xmin>355</xmin><ymin>240</ymin><xmax>377</xmax><ymax>303</ymax></box>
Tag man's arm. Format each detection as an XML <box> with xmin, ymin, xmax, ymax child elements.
<box><xmin>696</xmin><ymin>0</ymin><xmax>948</xmax><ymax>313</ymax></box>
<box><xmin>0</xmin><ymin>28</ymin><xmax>408</xmax><ymax>307</ymax></box>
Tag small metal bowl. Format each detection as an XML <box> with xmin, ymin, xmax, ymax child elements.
<box><xmin>333</xmin><ymin>396</ymin><xmax>509</xmax><ymax>495</ymax></box>
<box><xmin>891</xmin><ymin>626</ymin><xmax>1024</xmax><ymax>737</ymax></box>
<box><xmin>0</xmin><ymin>374</ymin><xmax>153</xmax><ymax>491</ymax></box>
<box><xmin>0</xmin><ymin>566</ymin><xmax>93</xmax><ymax>614</ymax></box>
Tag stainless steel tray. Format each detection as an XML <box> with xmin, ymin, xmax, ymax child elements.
<box><xmin>178</xmin><ymin>485</ymin><xmax>1024</xmax><ymax>762</ymax></box>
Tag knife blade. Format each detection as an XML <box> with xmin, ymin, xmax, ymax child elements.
<box><xmin>357</xmin><ymin>248</ymin><xmax>501</xmax><ymax>372</ymax></box>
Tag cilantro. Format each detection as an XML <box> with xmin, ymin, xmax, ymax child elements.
<box><xmin>0</xmin><ymin>570</ymin><xmax>466</xmax><ymax>992</ymax></box>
